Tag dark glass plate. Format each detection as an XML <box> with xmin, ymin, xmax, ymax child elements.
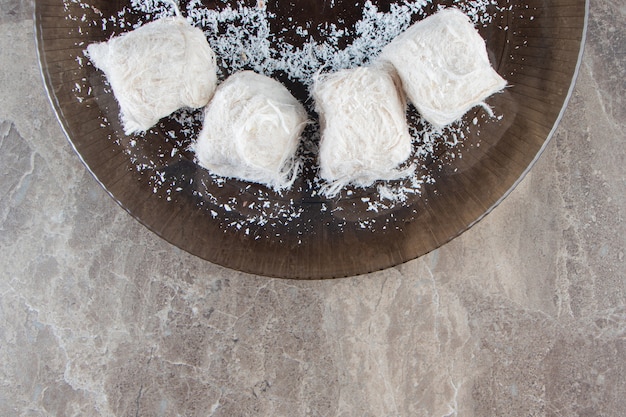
<box><xmin>35</xmin><ymin>0</ymin><xmax>587</xmax><ymax>278</ymax></box>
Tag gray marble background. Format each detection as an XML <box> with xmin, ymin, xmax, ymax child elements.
<box><xmin>1</xmin><ymin>1</ymin><xmax>624</xmax><ymax>416</ymax></box>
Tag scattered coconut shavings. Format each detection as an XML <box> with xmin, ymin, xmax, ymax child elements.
<box><xmin>63</xmin><ymin>0</ymin><xmax>520</xmax><ymax>237</ymax></box>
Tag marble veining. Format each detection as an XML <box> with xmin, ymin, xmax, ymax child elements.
<box><xmin>1</xmin><ymin>1</ymin><xmax>625</xmax><ymax>416</ymax></box>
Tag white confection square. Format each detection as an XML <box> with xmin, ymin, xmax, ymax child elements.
<box><xmin>313</xmin><ymin>66</ymin><xmax>413</xmax><ymax>197</ymax></box>
<box><xmin>87</xmin><ymin>17</ymin><xmax>218</xmax><ymax>135</ymax></box>
<box><xmin>379</xmin><ymin>8</ymin><xmax>506</xmax><ymax>128</ymax></box>
<box><xmin>192</xmin><ymin>71</ymin><xmax>308</xmax><ymax>191</ymax></box>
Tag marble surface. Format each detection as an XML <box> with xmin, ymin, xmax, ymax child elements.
<box><xmin>1</xmin><ymin>1</ymin><xmax>625</xmax><ymax>416</ymax></box>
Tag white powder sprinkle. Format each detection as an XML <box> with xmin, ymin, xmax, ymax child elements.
<box><xmin>64</xmin><ymin>0</ymin><xmax>515</xmax><ymax>236</ymax></box>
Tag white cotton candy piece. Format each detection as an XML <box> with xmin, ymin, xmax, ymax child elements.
<box><xmin>379</xmin><ymin>8</ymin><xmax>507</xmax><ymax>129</ymax></box>
<box><xmin>86</xmin><ymin>16</ymin><xmax>218</xmax><ymax>135</ymax></box>
<box><xmin>192</xmin><ymin>71</ymin><xmax>308</xmax><ymax>191</ymax></box>
<box><xmin>312</xmin><ymin>66</ymin><xmax>413</xmax><ymax>197</ymax></box>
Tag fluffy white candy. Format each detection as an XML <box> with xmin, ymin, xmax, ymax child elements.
<box><xmin>313</xmin><ymin>66</ymin><xmax>413</xmax><ymax>197</ymax></box>
<box><xmin>192</xmin><ymin>71</ymin><xmax>308</xmax><ymax>191</ymax></box>
<box><xmin>379</xmin><ymin>8</ymin><xmax>506</xmax><ymax>128</ymax></box>
<box><xmin>87</xmin><ymin>17</ymin><xmax>218</xmax><ymax>135</ymax></box>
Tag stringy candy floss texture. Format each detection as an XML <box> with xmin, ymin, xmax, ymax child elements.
<box><xmin>73</xmin><ymin>0</ymin><xmax>509</xmax><ymax>229</ymax></box>
<box><xmin>379</xmin><ymin>8</ymin><xmax>507</xmax><ymax>129</ymax></box>
<box><xmin>313</xmin><ymin>65</ymin><xmax>414</xmax><ymax>197</ymax></box>
<box><xmin>86</xmin><ymin>16</ymin><xmax>218</xmax><ymax>135</ymax></box>
<box><xmin>191</xmin><ymin>71</ymin><xmax>308</xmax><ymax>191</ymax></box>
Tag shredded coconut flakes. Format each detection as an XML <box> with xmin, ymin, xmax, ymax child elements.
<box><xmin>64</xmin><ymin>0</ymin><xmax>521</xmax><ymax>237</ymax></box>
